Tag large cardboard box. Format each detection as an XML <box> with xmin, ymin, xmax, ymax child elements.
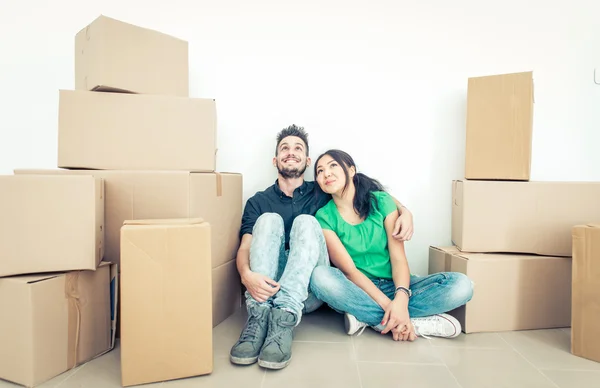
<box><xmin>120</xmin><ymin>219</ymin><xmax>213</xmax><ymax>387</ymax></box>
<box><xmin>0</xmin><ymin>175</ymin><xmax>104</xmax><ymax>277</ymax></box>
<box><xmin>213</xmin><ymin>259</ymin><xmax>242</xmax><ymax>327</ymax></box>
<box><xmin>75</xmin><ymin>15</ymin><xmax>188</xmax><ymax>96</ymax></box>
<box><xmin>429</xmin><ymin>246</ymin><xmax>571</xmax><ymax>333</ymax></box>
<box><xmin>0</xmin><ymin>262</ymin><xmax>118</xmax><ymax>387</ymax></box>
<box><xmin>58</xmin><ymin>90</ymin><xmax>216</xmax><ymax>171</ymax></box>
<box><xmin>452</xmin><ymin>180</ymin><xmax>600</xmax><ymax>256</ymax></box>
<box><xmin>14</xmin><ymin>170</ymin><xmax>242</xmax><ymax>269</ymax></box>
<box><xmin>571</xmin><ymin>224</ymin><xmax>600</xmax><ymax>363</ymax></box>
<box><xmin>465</xmin><ymin>71</ymin><xmax>534</xmax><ymax>181</ymax></box>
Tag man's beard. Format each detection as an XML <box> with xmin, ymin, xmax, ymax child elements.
<box><xmin>277</xmin><ymin>161</ymin><xmax>307</xmax><ymax>179</ymax></box>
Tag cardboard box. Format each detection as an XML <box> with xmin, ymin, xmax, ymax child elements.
<box><xmin>14</xmin><ymin>170</ymin><xmax>242</xmax><ymax>269</ymax></box>
<box><xmin>75</xmin><ymin>15</ymin><xmax>188</xmax><ymax>96</ymax></box>
<box><xmin>452</xmin><ymin>180</ymin><xmax>600</xmax><ymax>256</ymax></box>
<box><xmin>58</xmin><ymin>90</ymin><xmax>216</xmax><ymax>171</ymax></box>
<box><xmin>465</xmin><ymin>71</ymin><xmax>534</xmax><ymax>181</ymax></box>
<box><xmin>571</xmin><ymin>224</ymin><xmax>600</xmax><ymax>362</ymax></box>
<box><xmin>213</xmin><ymin>259</ymin><xmax>242</xmax><ymax>327</ymax></box>
<box><xmin>429</xmin><ymin>246</ymin><xmax>571</xmax><ymax>333</ymax></box>
<box><xmin>0</xmin><ymin>175</ymin><xmax>104</xmax><ymax>277</ymax></box>
<box><xmin>120</xmin><ymin>219</ymin><xmax>213</xmax><ymax>386</ymax></box>
<box><xmin>0</xmin><ymin>262</ymin><xmax>118</xmax><ymax>387</ymax></box>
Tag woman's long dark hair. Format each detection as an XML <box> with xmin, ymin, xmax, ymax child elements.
<box><xmin>314</xmin><ymin>149</ymin><xmax>386</xmax><ymax>219</ymax></box>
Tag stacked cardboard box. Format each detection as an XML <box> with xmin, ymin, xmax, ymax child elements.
<box><xmin>6</xmin><ymin>15</ymin><xmax>244</xmax><ymax>386</ymax></box>
<box><xmin>0</xmin><ymin>175</ymin><xmax>118</xmax><ymax>387</ymax></box>
<box><xmin>429</xmin><ymin>71</ymin><xmax>600</xmax><ymax>336</ymax></box>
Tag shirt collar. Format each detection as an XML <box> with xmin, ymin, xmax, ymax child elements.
<box><xmin>273</xmin><ymin>179</ymin><xmax>309</xmax><ymax>197</ymax></box>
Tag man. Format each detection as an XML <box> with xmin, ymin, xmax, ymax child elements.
<box><xmin>229</xmin><ymin>125</ymin><xmax>414</xmax><ymax>370</ymax></box>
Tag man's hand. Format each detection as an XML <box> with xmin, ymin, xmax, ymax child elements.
<box><xmin>392</xmin><ymin>207</ymin><xmax>413</xmax><ymax>241</ymax></box>
<box><xmin>241</xmin><ymin>270</ymin><xmax>280</xmax><ymax>303</ymax></box>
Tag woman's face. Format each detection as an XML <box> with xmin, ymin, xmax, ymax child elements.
<box><xmin>315</xmin><ymin>154</ymin><xmax>348</xmax><ymax>195</ymax></box>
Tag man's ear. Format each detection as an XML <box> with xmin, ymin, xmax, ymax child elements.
<box><xmin>306</xmin><ymin>157</ymin><xmax>312</xmax><ymax>167</ymax></box>
<box><xmin>272</xmin><ymin>157</ymin><xmax>277</xmax><ymax>168</ymax></box>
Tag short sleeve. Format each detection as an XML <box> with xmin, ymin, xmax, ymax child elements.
<box><xmin>315</xmin><ymin>206</ymin><xmax>333</xmax><ymax>231</ymax></box>
<box><xmin>373</xmin><ymin>191</ymin><xmax>398</xmax><ymax>217</ymax></box>
<box><xmin>239</xmin><ymin>196</ymin><xmax>262</xmax><ymax>238</ymax></box>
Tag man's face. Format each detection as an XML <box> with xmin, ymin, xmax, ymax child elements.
<box><xmin>273</xmin><ymin>136</ymin><xmax>310</xmax><ymax>179</ymax></box>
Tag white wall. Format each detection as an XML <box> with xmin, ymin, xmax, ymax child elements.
<box><xmin>1</xmin><ymin>0</ymin><xmax>598</xmax><ymax>275</ymax></box>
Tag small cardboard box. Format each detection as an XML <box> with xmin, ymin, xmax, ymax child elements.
<box><xmin>429</xmin><ymin>246</ymin><xmax>571</xmax><ymax>333</ymax></box>
<box><xmin>0</xmin><ymin>262</ymin><xmax>118</xmax><ymax>387</ymax></box>
<box><xmin>571</xmin><ymin>224</ymin><xmax>600</xmax><ymax>363</ymax></box>
<box><xmin>120</xmin><ymin>219</ymin><xmax>213</xmax><ymax>386</ymax></box>
<box><xmin>75</xmin><ymin>15</ymin><xmax>189</xmax><ymax>96</ymax></box>
<box><xmin>465</xmin><ymin>71</ymin><xmax>534</xmax><ymax>181</ymax></box>
<box><xmin>0</xmin><ymin>175</ymin><xmax>104</xmax><ymax>277</ymax></box>
<box><xmin>452</xmin><ymin>180</ymin><xmax>600</xmax><ymax>256</ymax></box>
<box><xmin>58</xmin><ymin>90</ymin><xmax>216</xmax><ymax>171</ymax></box>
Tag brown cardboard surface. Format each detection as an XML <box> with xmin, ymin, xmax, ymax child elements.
<box><xmin>120</xmin><ymin>219</ymin><xmax>212</xmax><ymax>386</ymax></box>
<box><xmin>0</xmin><ymin>262</ymin><xmax>117</xmax><ymax>387</ymax></box>
<box><xmin>75</xmin><ymin>15</ymin><xmax>188</xmax><ymax>96</ymax></box>
<box><xmin>429</xmin><ymin>247</ymin><xmax>571</xmax><ymax>333</ymax></box>
<box><xmin>58</xmin><ymin>90</ymin><xmax>216</xmax><ymax>171</ymax></box>
<box><xmin>0</xmin><ymin>175</ymin><xmax>104</xmax><ymax>277</ymax></box>
<box><xmin>428</xmin><ymin>246</ymin><xmax>459</xmax><ymax>274</ymax></box>
<box><xmin>465</xmin><ymin>71</ymin><xmax>534</xmax><ymax>181</ymax></box>
<box><xmin>14</xmin><ymin>169</ymin><xmax>242</xmax><ymax>269</ymax></box>
<box><xmin>452</xmin><ymin>180</ymin><xmax>600</xmax><ymax>256</ymax></box>
<box><xmin>571</xmin><ymin>224</ymin><xmax>600</xmax><ymax>362</ymax></box>
<box><xmin>212</xmin><ymin>259</ymin><xmax>242</xmax><ymax>327</ymax></box>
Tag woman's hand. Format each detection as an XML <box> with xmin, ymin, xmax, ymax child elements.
<box><xmin>380</xmin><ymin>296</ymin><xmax>416</xmax><ymax>341</ymax></box>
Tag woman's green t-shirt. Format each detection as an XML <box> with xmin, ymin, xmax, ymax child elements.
<box><xmin>315</xmin><ymin>191</ymin><xmax>398</xmax><ymax>280</ymax></box>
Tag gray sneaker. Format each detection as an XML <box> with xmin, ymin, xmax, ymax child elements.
<box><xmin>257</xmin><ymin>308</ymin><xmax>297</xmax><ymax>370</ymax></box>
<box><xmin>230</xmin><ymin>304</ymin><xmax>271</xmax><ymax>365</ymax></box>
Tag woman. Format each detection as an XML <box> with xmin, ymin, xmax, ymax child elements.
<box><xmin>310</xmin><ymin>149</ymin><xmax>473</xmax><ymax>341</ymax></box>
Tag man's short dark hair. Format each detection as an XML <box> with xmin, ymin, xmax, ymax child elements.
<box><xmin>275</xmin><ymin>124</ymin><xmax>309</xmax><ymax>156</ymax></box>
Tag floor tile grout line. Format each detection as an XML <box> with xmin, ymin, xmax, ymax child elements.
<box><xmin>356</xmin><ymin>361</ymin><xmax>446</xmax><ymax>366</ymax></box>
<box><xmin>538</xmin><ymin>368</ymin><xmax>600</xmax><ymax>373</ymax></box>
<box><xmin>53</xmin><ymin>364</ymin><xmax>88</xmax><ymax>388</ymax></box>
<box><xmin>443</xmin><ymin>364</ymin><xmax>465</xmax><ymax>388</ymax></box>
<box><xmin>351</xmin><ymin>336</ymin><xmax>364</xmax><ymax>388</ymax></box>
<box><xmin>259</xmin><ymin>368</ymin><xmax>267</xmax><ymax>388</ymax></box>
<box><xmin>497</xmin><ymin>333</ymin><xmax>561</xmax><ymax>388</ymax></box>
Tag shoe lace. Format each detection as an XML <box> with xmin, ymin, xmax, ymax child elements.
<box><xmin>355</xmin><ymin>324</ymin><xmax>367</xmax><ymax>336</ymax></box>
<box><xmin>239</xmin><ymin>310</ymin><xmax>264</xmax><ymax>342</ymax></box>
<box><xmin>263</xmin><ymin>315</ymin><xmax>295</xmax><ymax>348</ymax></box>
<box><xmin>412</xmin><ymin>316</ymin><xmax>445</xmax><ymax>339</ymax></box>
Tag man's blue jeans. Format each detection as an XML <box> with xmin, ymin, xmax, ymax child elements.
<box><xmin>310</xmin><ymin>265</ymin><xmax>473</xmax><ymax>330</ymax></box>
<box><xmin>245</xmin><ymin>213</ymin><xmax>329</xmax><ymax>325</ymax></box>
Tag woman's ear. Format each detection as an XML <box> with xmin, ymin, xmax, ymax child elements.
<box><xmin>349</xmin><ymin>166</ymin><xmax>356</xmax><ymax>178</ymax></box>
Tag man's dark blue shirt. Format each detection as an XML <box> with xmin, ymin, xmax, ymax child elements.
<box><xmin>239</xmin><ymin>180</ymin><xmax>331</xmax><ymax>249</ymax></box>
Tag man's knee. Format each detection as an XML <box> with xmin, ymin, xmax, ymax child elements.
<box><xmin>253</xmin><ymin>213</ymin><xmax>284</xmax><ymax>235</ymax></box>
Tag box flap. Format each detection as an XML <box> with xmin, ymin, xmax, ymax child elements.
<box><xmin>122</xmin><ymin>218</ymin><xmax>205</xmax><ymax>226</ymax></box>
<box><xmin>4</xmin><ymin>273</ymin><xmax>62</xmax><ymax>285</ymax></box>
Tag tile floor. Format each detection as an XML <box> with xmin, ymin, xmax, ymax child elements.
<box><xmin>3</xmin><ymin>307</ymin><xmax>600</xmax><ymax>388</ymax></box>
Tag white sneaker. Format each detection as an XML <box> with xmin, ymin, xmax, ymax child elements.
<box><xmin>411</xmin><ymin>313</ymin><xmax>461</xmax><ymax>339</ymax></box>
<box><xmin>344</xmin><ymin>313</ymin><xmax>368</xmax><ymax>336</ymax></box>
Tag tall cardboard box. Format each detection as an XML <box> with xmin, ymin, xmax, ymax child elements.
<box><xmin>452</xmin><ymin>180</ymin><xmax>600</xmax><ymax>256</ymax></box>
<box><xmin>465</xmin><ymin>71</ymin><xmax>534</xmax><ymax>181</ymax></box>
<box><xmin>429</xmin><ymin>246</ymin><xmax>571</xmax><ymax>333</ymax></box>
<box><xmin>75</xmin><ymin>15</ymin><xmax>189</xmax><ymax>96</ymax></box>
<box><xmin>120</xmin><ymin>219</ymin><xmax>213</xmax><ymax>386</ymax></box>
<box><xmin>58</xmin><ymin>90</ymin><xmax>216</xmax><ymax>171</ymax></box>
<box><xmin>571</xmin><ymin>224</ymin><xmax>600</xmax><ymax>363</ymax></box>
<box><xmin>0</xmin><ymin>175</ymin><xmax>104</xmax><ymax>277</ymax></box>
<box><xmin>0</xmin><ymin>262</ymin><xmax>118</xmax><ymax>387</ymax></box>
